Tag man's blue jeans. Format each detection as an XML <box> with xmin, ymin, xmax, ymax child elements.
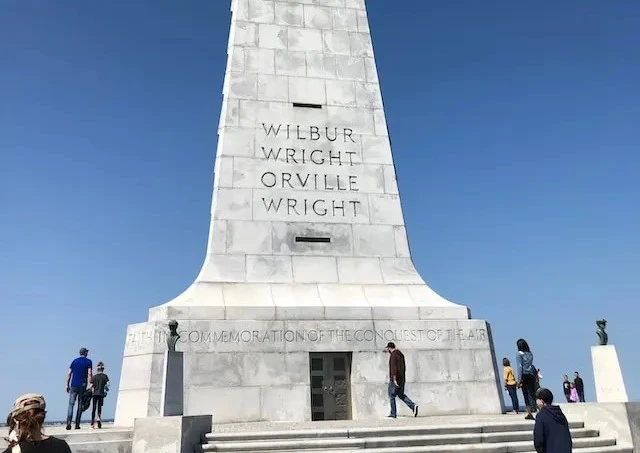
<box><xmin>67</xmin><ymin>386</ymin><xmax>85</xmax><ymax>426</ymax></box>
<box><xmin>388</xmin><ymin>380</ymin><xmax>415</xmax><ymax>417</ymax></box>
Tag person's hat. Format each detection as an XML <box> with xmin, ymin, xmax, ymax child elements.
<box><xmin>536</xmin><ymin>388</ymin><xmax>554</xmax><ymax>405</ymax></box>
<box><xmin>79</xmin><ymin>347</ymin><xmax>89</xmax><ymax>355</ymax></box>
<box><xmin>10</xmin><ymin>394</ymin><xmax>46</xmax><ymax>418</ymax></box>
<box><xmin>386</xmin><ymin>342</ymin><xmax>396</xmax><ymax>349</ymax></box>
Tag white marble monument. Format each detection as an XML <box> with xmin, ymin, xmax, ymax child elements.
<box><xmin>114</xmin><ymin>0</ymin><xmax>503</xmax><ymax>426</ymax></box>
<box><xmin>591</xmin><ymin>345</ymin><xmax>628</xmax><ymax>403</ymax></box>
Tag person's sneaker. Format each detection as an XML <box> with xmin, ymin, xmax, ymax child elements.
<box><xmin>75</xmin><ymin>425</ymin><xmax>81</xmax><ymax>430</ymax></box>
<box><xmin>413</xmin><ymin>405</ymin><xmax>419</xmax><ymax>417</ymax></box>
<box><xmin>386</xmin><ymin>415</ymin><xmax>396</xmax><ymax>418</ymax></box>
<box><xmin>97</xmin><ymin>421</ymin><xmax>102</xmax><ymax>429</ymax></box>
<box><xmin>90</xmin><ymin>424</ymin><xmax>95</xmax><ymax>430</ymax></box>
<box><xmin>65</xmin><ymin>424</ymin><xmax>71</xmax><ymax>431</ymax></box>
<box><xmin>525</xmin><ymin>414</ymin><xmax>535</xmax><ymax>420</ymax></box>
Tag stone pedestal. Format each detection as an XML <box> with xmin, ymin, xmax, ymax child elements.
<box><xmin>132</xmin><ymin>415</ymin><xmax>212</xmax><ymax>453</ymax></box>
<box><xmin>161</xmin><ymin>351</ymin><xmax>184</xmax><ymax>416</ymax></box>
<box><xmin>591</xmin><ymin>345</ymin><xmax>628</xmax><ymax>403</ymax></box>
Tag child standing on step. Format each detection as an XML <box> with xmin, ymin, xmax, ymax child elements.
<box><xmin>89</xmin><ymin>362</ymin><xmax>110</xmax><ymax>429</ymax></box>
<box><xmin>568</xmin><ymin>383</ymin><xmax>579</xmax><ymax>403</ymax></box>
<box><xmin>503</xmin><ymin>358</ymin><xmax>519</xmax><ymax>414</ymax></box>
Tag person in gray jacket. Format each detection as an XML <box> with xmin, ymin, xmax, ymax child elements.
<box><xmin>516</xmin><ymin>338</ymin><xmax>537</xmax><ymax>420</ymax></box>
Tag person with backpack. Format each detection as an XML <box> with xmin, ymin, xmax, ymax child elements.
<box><xmin>89</xmin><ymin>362</ymin><xmax>110</xmax><ymax>429</ymax></box>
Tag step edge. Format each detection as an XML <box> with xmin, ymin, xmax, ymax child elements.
<box><xmin>205</xmin><ymin>422</ymin><xmax>585</xmax><ymax>440</ymax></box>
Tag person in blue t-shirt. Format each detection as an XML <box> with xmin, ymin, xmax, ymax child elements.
<box><xmin>65</xmin><ymin>347</ymin><xmax>93</xmax><ymax>430</ymax></box>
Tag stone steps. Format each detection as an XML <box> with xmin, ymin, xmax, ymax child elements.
<box><xmin>203</xmin><ymin>429</ymin><xmax>602</xmax><ymax>451</ymax></box>
<box><xmin>262</xmin><ymin>443</ymin><xmax>633</xmax><ymax>453</ymax></box>
<box><xmin>205</xmin><ymin>421</ymin><xmax>582</xmax><ymax>441</ymax></box>
<box><xmin>67</xmin><ymin>438</ymin><xmax>132</xmax><ymax>453</ymax></box>
<box><xmin>49</xmin><ymin>427</ymin><xmax>133</xmax><ymax>453</ymax></box>
<box><xmin>202</xmin><ymin>420</ymin><xmax>629</xmax><ymax>453</ymax></box>
<box><xmin>52</xmin><ymin>428</ymin><xmax>133</xmax><ymax>444</ymax></box>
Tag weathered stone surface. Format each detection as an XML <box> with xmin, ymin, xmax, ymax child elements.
<box><xmin>115</xmin><ymin>317</ymin><xmax>501</xmax><ymax>425</ymax></box>
<box><xmin>561</xmin><ymin>403</ymin><xmax>635</xmax><ymax>449</ymax></box>
<box><xmin>591</xmin><ymin>345</ymin><xmax>629</xmax><ymax>403</ymax></box>
<box><xmin>625</xmin><ymin>402</ymin><xmax>640</xmax><ymax>451</ymax></box>
<box><xmin>114</xmin><ymin>0</ymin><xmax>502</xmax><ymax>426</ymax></box>
<box><xmin>132</xmin><ymin>415</ymin><xmax>212</xmax><ymax>453</ymax></box>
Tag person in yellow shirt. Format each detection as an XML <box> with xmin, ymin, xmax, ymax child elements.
<box><xmin>503</xmin><ymin>358</ymin><xmax>519</xmax><ymax>413</ymax></box>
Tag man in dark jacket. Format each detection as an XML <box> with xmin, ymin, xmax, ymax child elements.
<box><xmin>533</xmin><ymin>388</ymin><xmax>573</xmax><ymax>453</ymax></box>
<box><xmin>384</xmin><ymin>342</ymin><xmax>418</xmax><ymax>418</ymax></box>
<box><xmin>574</xmin><ymin>372</ymin><xmax>585</xmax><ymax>402</ymax></box>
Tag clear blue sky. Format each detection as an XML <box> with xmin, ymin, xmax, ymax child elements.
<box><xmin>1</xmin><ymin>1</ymin><xmax>639</xmax><ymax>421</ymax></box>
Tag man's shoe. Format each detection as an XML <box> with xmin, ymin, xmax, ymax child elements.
<box><xmin>413</xmin><ymin>405</ymin><xmax>419</xmax><ymax>417</ymax></box>
<box><xmin>525</xmin><ymin>414</ymin><xmax>535</xmax><ymax>420</ymax></box>
<box><xmin>97</xmin><ymin>421</ymin><xmax>102</xmax><ymax>429</ymax></box>
<box><xmin>65</xmin><ymin>424</ymin><xmax>71</xmax><ymax>431</ymax></box>
<box><xmin>386</xmin><ymin>415</ymin><xmax>396</xmax><ymax>418</ymax></box>
<box><xmin>75</xmin><ymin>425</ymin><xmax>81</xmax><ymax>430</ymax></box>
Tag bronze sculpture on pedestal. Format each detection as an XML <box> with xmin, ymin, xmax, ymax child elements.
<box><xmin>167</xmin><ymin>319</ymin><xmax>180</xmax><ymax>351</ymax></box>
<box><xmin>596</xmin><ymin>319</ymin><xmax>608</xmax><ymax>346</ymax></box>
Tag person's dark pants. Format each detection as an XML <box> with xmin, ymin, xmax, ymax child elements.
<box><xmin>578</xmin><ymin>390</ymin><xmax>585</xmax><ymax>402</ymax></box>
<box><xmin>564</xmin><ymin>393</ymin><xmax>572</xmax><ymax>403</ymax></box>
<box><xmin>67</xmin><ymin>385</ymin><xmax>86</xmax><ymax>428</ymax></box>
<box><xmin>388</xmin><ymin>380</ymin><xmax>415</xmax><ymax>417</ymax></box>
<box><xmin>506</xmin><ymin>384</ymin><xmax>519</xmax><ymax>412</ymax></box>
<box><xmin>520</xmin><ymin>373</ymin><xmax>537</xmax><ymax>411</ymax></box>
<box><xmin>91</xmin><ymin>396</ymin><xmax>104</xmax><ymax>425</ymax></box>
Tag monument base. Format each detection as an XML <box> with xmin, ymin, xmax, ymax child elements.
<box><xmin>591</xmin><ymin>345</ymin><xmax>628</xmax><ymax>403</ymax></box>
<box><xmin>132</xmin><ymin>415</ymin><xmax>212</xmax><ymax>453</ymax></box>
<box><xmin>114</xmin><ymin>315</ymin><xmax>503</xmax><ymax>426</ymax></box>
<box><xmin>560</xmin><ymin>402</ymin><xmax>640</xmax><ymax>450</ymax></box>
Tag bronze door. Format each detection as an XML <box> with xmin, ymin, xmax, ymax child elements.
<box><xmin>309</xmin><ymin>352</ymin><xmax>352</xmax><ymax>421</ymax></box>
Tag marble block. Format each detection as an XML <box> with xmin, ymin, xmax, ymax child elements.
<box><xmin>114</xmin><ymin>0</ymin><xmax>502</xmax><ymax>425</ymax></box>
<box><xmin>132</xmin><ymin>415</ymin><xmax>212</xmax><ymax>453</ymax></box>
<box><xmin>625</xmin><ymin>402</ymin><xmax>640</xmax><ymax>451</ymax></box>
<box><xmin>560</xmin><ymin>402</ymin><xmax>636</xmax><ymax>449</ymax></box>
<box><xmin>591</xmin><ymin>345</ymin><xmax>628</xmax><ymax>403</ymax></box>
<box><xmin>140</xmin><ymin>0</ymin><xmax>473</xmax><ymax>316</ymax></box>
<box><xmin>114</xmin><ymin>318</ymin><xmax>502</xmax><ymax>426</ymax></box>
<box><xmin>161</xmin><ymin>351</ymin><xmax>184</xmax><ymax>416</ymax></box>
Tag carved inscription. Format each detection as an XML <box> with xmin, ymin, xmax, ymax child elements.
<box><xmin>127</xmin><ymin>327</ymin><xmax>487</xmax><ymax>347</ymax></box>
<box><xmin>259</xmin><ymin>123</ymin><xmax>362</xmax><ymax>219</ymax></box>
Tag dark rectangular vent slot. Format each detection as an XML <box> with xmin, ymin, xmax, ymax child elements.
<box><xmin>293</xmin><ymin>102</ymin><xmax>323</xmax><ymax>109</ymax></box>
<box><xmin>295</xmin><ymin>236</ymin><xmax>331</xmax><ymax>243</ymax></box>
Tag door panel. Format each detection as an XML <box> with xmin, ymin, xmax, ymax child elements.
<box><xmin>309</xmin><ymin>352</ymin><xmax>352</xmax><ymax>421</ymax></box>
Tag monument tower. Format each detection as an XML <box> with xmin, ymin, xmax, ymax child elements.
<box><xmin>115</xmin><ymin>0</ymin><xmax>502</xmax><ymax>425</ymax></box>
